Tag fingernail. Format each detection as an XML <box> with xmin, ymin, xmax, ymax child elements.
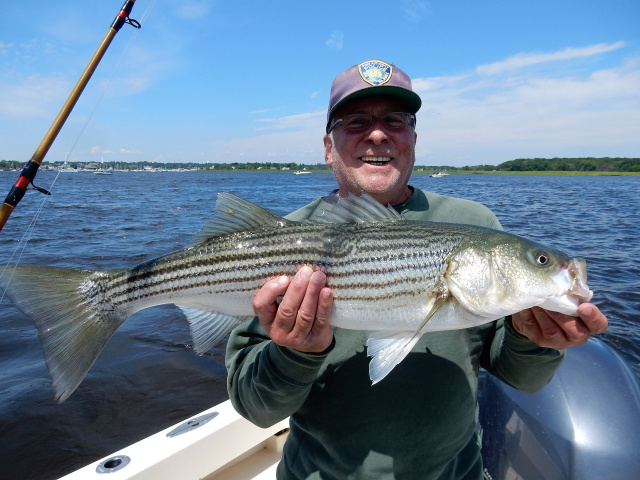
<box><xmin>312</xmin><ymin>271</ymin><xmax>326</xmax><ymax>283</ymax></box>
<box><xmin>299</xmin><ymin>266</ymin><xmax>312</xmax><ymax>280</ymax></box>
<box><xmin>582</xmin><ymin>306</ymin><xmax>593</xmax><ymax>317</ymax></box>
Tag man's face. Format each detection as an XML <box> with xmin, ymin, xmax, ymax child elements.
<box><xmin>324</xmin><ymin>95</ymin><xmax>417</xmax><ymax>206</ymax></box>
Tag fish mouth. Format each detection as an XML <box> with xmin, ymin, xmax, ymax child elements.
<box><xmin>538</xmin><ymin>257</ymin><xmax>593</xmax><ymax>315</ymax></box>
<box><xmin>360</xmin><ymin>156</ymin><xmax>392</xmax><ymax>166</ymax></box>
<box><xmin>567</xmin><ymin>258</ymin><xmax>593</xmax><ymax>304</ymax></box>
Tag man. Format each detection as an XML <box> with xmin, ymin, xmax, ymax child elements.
<box><xmin>226</xmin><ymin>59</ymin><xmax>608</xmax><ymax>479</ymax></box>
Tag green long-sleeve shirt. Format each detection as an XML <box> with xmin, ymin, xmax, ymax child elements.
<box><xmin>226</xmin><ymin>187</ymin><xmax>564</xmax><ymax>480</ymax></box>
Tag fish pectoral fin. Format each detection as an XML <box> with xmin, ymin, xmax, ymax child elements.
<box><xmin>416</xmin><ymin>291</ymin><xmax>449</xmax><ymax>332</ymax></box>
<box><xmin>177</xmin><ymin>306</ymin><xmax>252</xmax><ymax>354</ymax></box>
<box><xmin>365</xmin><ymin>294</ymin><xmax>449</xmax><ymax>384</ymax></box>
<box><xmin>186</xmin><ymin>193</ymin><xmax>292</xmax><ymax>247</ymax></box>
<box><xmin>366</xmin><ymin>331</ymin><xmax>422</xmax><ymax>384</ymax></box>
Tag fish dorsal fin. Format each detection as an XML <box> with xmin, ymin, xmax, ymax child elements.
<box><xmin>315</xmin><ymin>192</ymin><xmax>402</xmax><ymax>224</ymax></box>
<box><xmin>177</xmin><ymin>306</ymin><xmax>253</xmax><ymax>354</ymax></box>
<box><xmin>187</xmin><ymin>193</ymin><xmax>291</xmax><ymax>247</ymax></box>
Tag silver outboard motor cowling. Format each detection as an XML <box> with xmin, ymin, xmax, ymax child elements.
<box><xmin>480</xmin><ymin>338</ymin><xmax>640</xmax><ymax>480</ymax></box>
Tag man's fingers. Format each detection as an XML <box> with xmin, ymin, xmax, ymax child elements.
<box><xmin>253</xmin><ymin>275</ymin><xmax>290</xmax><ymax>330</ymax></box>
<box><xmin>273</xmin><ymin>266</ymin><xmax>314</xmax><ymax>333</ymax></box>
<box><xmin>252</xmin><ymin>266</ymin><xmax>334</xmax><ymax>353</ymax></box>
<box><xmin>577</xmin><ymin>303</ymin><xmax>609</xmax><ymax>334</ymax></box>
<box><xmin>514</xmin><ymin>304</ymin><xmax>609</xmax><ymax>350</ymax></box>
<box><xmin>531</xmin><ymin>307</ymin><xmax>563</xmax><ymax>338</ymax></box>
<box><xmin>314</xmin><ymin>287</ymin><xmax>333</xmax><ymax>328</ymax></box>
<box><xmin>293</xmin><ymin>271</ymin><xmax>328</xmax><ymax>334</ymax></box>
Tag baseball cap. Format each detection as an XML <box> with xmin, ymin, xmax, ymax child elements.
<box><xmin>326</xmin><ymin>59</ymin><xmax>422</xmax><ymax>133</ymax></box>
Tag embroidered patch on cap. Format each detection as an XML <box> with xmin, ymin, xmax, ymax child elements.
<box><xmin>358</xmin><ymin>60</ymin><xmax>393</xmax><ymax>86</ymax></box>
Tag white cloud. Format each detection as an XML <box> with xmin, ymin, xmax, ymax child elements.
<box><xmin>411</xmin><ymin>50</ymin><xmax>640</xmax><ymax>165</ymax></box>
<box><xmin>401</xmin><ymin>0</ymin><xmax>431</xmax><ymax>21</ymax></box>
<box><xmin>476</xmin><ymin>42</ymin><xmax>626</xmax><ymax>76</ymax></box>
<box><xmin>0</xmin><ymin>75</ymin><xmax>70</xmax><ymax>117</ymax></box>
<box><xmin>210</xmin><ymin>111</ymin><xmax>326</xmax><ymax>163</ymax></box>
<box><xmin>99</xmin><ymin>45</ymin><xmax>178</xmax><ymax>97</ymax></box>
<box><xmin>253</xmin><ymin>111</ymin><xmax>325</xmax><ymax>132</ymax></box>
<box><xmin>174</xmin><ymin>1</ymin><xmax>211</xmax><ymax>19</ymax></box>
<box><xmin>326</xmin><ymin>32</ymin><xmax>344</xmax><ymax>51</ymax></box>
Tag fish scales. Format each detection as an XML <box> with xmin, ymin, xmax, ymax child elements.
<box><xmin>324</xmin><ymin>223</ymin><xmax>457</xmax><ymax>305</ymax></box>
<box><xmin>91</xmin><ymin>221</ymin><xmax>465</xmax><ymax>315</ymax></box>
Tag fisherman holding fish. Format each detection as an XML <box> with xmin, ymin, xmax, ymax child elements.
<box><xmin>226</xmin><ymin>60</ymin><xmax>609</xmax><ymax>479</ymax></box>
<box><xmin>0</xmin><ymin>58</ymin><xmax>609</xmax><ymax>479</ymax></box>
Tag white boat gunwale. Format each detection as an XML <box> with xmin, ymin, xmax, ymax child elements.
<box><xmin>59</xmin><ymin>399</ymin><xmax>289</xmax><ymax>480</ymax></box>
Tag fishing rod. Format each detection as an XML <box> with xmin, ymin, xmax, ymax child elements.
<box><xmin>0</xmin><ymin>0</ymin><xmax>141</xmax><ymax>233</ymax></box>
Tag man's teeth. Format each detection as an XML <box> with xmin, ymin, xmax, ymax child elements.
<box><xmin>361</xmin><ymin>156</ymin><xmax>391</xmax><ymax>165</ymax></box>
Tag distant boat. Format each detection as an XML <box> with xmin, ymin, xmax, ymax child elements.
<box><xmin>294</xmin><ymin>169</ymin><xmax>312</xmax><ymax>175</ymax></box>
<box><xmin>430</xmin><ymin>169</ymin><xmax>449</xmax><ymax>178</ymax></box>
<box><xmin>60</xmin><ymin>156</ymin><xmax>77</xmax><ymax>173</ymax></box>
<box><xmin>94</xmin><ymin>157</ymin><xmax>113</xmax><ymax>175</ymax></box>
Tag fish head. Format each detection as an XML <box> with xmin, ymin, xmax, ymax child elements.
<box><xmin>445</xmin><ymin>231</ymin><xmax>593</xmax><ymax>318</ymax></box>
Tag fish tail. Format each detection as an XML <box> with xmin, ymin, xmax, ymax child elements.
<box><xmin>1</xmin><ymin>265</ymin><xmax>127</xmax><ymax>402</ymax></box>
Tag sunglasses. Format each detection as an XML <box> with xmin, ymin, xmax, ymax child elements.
<box><xmin>327</xmin><ymin>112</ymin><xmax>416</xmax><ymax>134</ymax></box>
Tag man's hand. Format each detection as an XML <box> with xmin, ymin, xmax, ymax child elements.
<box><xmin>511</xmin><ymin>303</ymin><xmax>608</xmax><ymax>350</ymax></box>
<box><xmin>253</xmin><ymin>266</ymin><xmax>334</xmax><ymax>353</ymax></box>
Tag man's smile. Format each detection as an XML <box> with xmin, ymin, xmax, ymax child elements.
<box><xmin>360</xmin><ymin>156</ymin><xmax>392</xmax><ymax>166</ymax></box>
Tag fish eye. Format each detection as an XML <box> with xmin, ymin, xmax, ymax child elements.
<box><xmin>536</xmin><ymin>253</ymin><xmax>550</xmax><ymax>265</ymax></box>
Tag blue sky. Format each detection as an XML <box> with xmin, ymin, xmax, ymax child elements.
<box><xmin>1</xmin><ymin>0</ymin><xmax>639</xmax><ymax>167</ymax></box>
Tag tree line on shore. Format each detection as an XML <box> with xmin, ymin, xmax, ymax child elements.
<box><xmin>1</xmin><ymin>157</ymin><xmax>638</xmax><ymax>172</ymax></box>
<box><xmin>462</xmin><ymin>157</ymin><xmax>640</xmax><ymax>172</ymax></box>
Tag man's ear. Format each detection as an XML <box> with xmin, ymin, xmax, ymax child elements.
<box><xmin>323</xmin><ymin>134</ymin><xmax>334</xmax><ymax>166</ymax></box>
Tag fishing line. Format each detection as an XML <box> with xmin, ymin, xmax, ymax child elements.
<box><xmin>0</xmin><ymin>197</ymin><xmax>50</xmax><ymax>303</ymax></box>
<box><xmin>1</xmin><ymin>0</ymin><xmax>158</xmax><ymax>298</ymax></box>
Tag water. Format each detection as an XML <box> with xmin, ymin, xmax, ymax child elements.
<box><xmin>0</xmin><ymin>171</ymin><xmax>638</xmax><ymax>479</ymax></box>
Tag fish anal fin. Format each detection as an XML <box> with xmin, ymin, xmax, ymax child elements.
<box><xmin>177</xmin><ymin>306</ymin><xmax>251</xmax><ymax>354</ymax></box>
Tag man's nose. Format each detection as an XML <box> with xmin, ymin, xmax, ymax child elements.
<box><xmin>365</xmin><ymin>118</ymin><xmax>389</xmax><ymax>144</ymax></box>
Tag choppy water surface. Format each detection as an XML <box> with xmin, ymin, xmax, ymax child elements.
<box><xmin>0</xmin><ymin>171</ymin><xmax>638</xmax><ymax>479</ymax></box>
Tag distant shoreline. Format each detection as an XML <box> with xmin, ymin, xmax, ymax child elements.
<box><xmin>191</xmin><ymin>169</ymin><xmax>640</xmax><ymax>176</ymax></box>
<box><xmin>416</xmin><ymin>171</ymin><xmax>640</xmax><ymax>176</ymax></box>
<box><xmin>1</xmin><ymin>169</ymin><xmax>639</xmax><ymax>176</ymax></box>
<box><xmin>2</xmin><ymin>156</ymin><xmax>638</xmax><ymax>175</ymax></box>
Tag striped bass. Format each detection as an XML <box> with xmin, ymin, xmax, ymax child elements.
<box><xmin>0</xmin><ymin>192</ymin><xmax>593</xmax><ymax>401</ymax></box>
